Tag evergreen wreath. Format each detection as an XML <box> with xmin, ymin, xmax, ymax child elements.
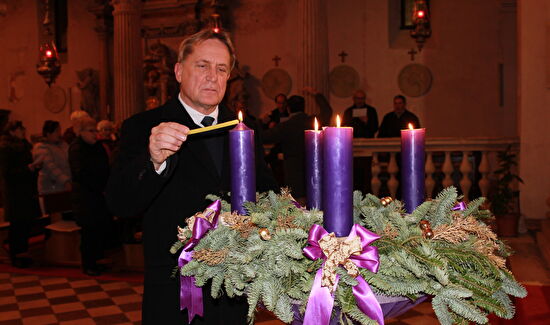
<box><xmin>171</xmin><ymin>187</ymin><xmax>526</xmax><ymax>325</ymax></box>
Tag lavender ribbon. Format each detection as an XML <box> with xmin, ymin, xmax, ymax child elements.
<box><xmin>452</xmin><ymin>201</ymin><xmax>467</xmax><ymax>211</ymax></box>
<box><xmin>178</xmin><ymin>200</ymin><xmax>221</xmax><ymax>323</ymax></box>
<box><xmin>302</xmin><ymin>224</ymin><xmax>384</xmax><ymax>325</ymax></box>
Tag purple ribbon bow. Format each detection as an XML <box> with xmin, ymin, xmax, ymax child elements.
<box><xmin>178</xmin><ymin>200</ymin><xmax>221</xmax><ymax>323</ymax></box>
<box><xmin>452</xmin><ymin>201</ymin><xmax>467</xmax><ymax>211</ymax></box>
<box><xmin>302</xmin><ymin>224</ymin><xmax>384</xmax><ymax>325</ymax></box>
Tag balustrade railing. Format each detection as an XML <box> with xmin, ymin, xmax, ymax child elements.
<box><xmin>352</xmin><ymin>137</ymin><xmax>520</xmax><ymax>201</ymax></box>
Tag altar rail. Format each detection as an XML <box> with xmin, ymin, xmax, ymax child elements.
<box><xmin>352</xmin><ymin>137</ymin><xmax>520</xmax><ymax>200</ymax></box>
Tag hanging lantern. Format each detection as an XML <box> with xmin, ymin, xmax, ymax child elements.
<box><xmin>211</xmin><ymin>13</ymin><xmax>222</xmax><ymax>33</ymax></box>
<box><xmin>36</xmin><ymin>41</ymin><xmax>61</xmax><ymax>87</ymax></box>
<box><xmin>410</xmin><ymin>0</ymin><xmax>431</xmax><ymax>51</ymax></box>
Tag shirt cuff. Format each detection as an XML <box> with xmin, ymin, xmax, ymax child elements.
<box><xmin>155</xmin><ymin>161</ymin><xmax>167</xmax><ymax>174</ymax></box>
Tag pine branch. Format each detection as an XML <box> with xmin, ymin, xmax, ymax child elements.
<box><xmin>463</xmin><ymin>197</ymin><xmax>486</xmax><ymax>217</ymax></box>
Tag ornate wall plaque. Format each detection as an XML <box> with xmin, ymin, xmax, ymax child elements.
<box><xmin>329</xmin><ymin>65</ymin><xmax>360</xmax><ymax>98</ymax></box>
<box><xmin>44</xmin><ymin>86</ymin><xmax>66</xmax><ymax>113</ymax></box>
<box><xmin>398</xmin><ymin>64</ymin><xmax>433</xmax><ymax>97</ymax></box>
<box><xmin>261</xmin><ymin>68</ymin><xmax>292</xmax><ymax>99</ymax></box>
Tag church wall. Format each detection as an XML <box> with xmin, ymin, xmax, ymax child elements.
<box><xmin>517</xmin><ymin>0</ymin><xmax>550</xmax><ymax>220</ymax></box>
<box><xmin>230</xmin><ymin>0</ymin><xmax>517</xmax><ymax>137</ymax></box>
<box><xmin>230</xmin><ymin>0</ymin><xmax>299</xmax><ymax>119</ymax></box>
<box><xmin>0</xmin><ymin>0</ymin><xmax>100</xmax><ymax>137</ymax></box>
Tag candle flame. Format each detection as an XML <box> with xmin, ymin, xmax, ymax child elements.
<box><xmin>336</xmin><ymin>115</ymin><xmax>341</xmax><ymax>128</ymax></box>
<box><xmin>314</xmin><ymin>117</ymin><xmax>319</xmax><ymax>131</ymax></box>
<box><xmin>238</xmin><ymin>111</ymin><xmax>243</xmax><ymax>122</ymax></box>
<box><xmin>408</xmin><ymin>123</ymin><xmax>414</xmax><ymax>130</ymax></box>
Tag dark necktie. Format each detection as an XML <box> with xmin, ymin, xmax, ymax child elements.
<box><xmin>201</xmin><ymin>116</ymin><xmax>215</xmax><ymax>127</ymax></box>
<box><xmin>200</xmin><ymin>115</ymin><xmax>223</xmax><ymax>176</ymax></box>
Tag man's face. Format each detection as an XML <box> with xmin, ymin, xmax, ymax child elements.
<box><xmin>353</xmin><ymin>91</ymin><xmax>366</xmax><ymax>107</ymax></box>
<box><xmin>174</xmin><ymin>39</ymin><xmax>231</xmax><ymax>114</ymax></box>
<box><xmin>11</xmin><ymin>127</ymin><xmax>25</xmax><ymax>139</ymax></box>
<box><xmin>275</xmin><ymin>95</ymin><xmax>287</xmax><ymax>112</ymax></box>
<box><xmin>393</xmin><ymin>98</ymin><xmax>406</xmax><ymax>112</ymax></box>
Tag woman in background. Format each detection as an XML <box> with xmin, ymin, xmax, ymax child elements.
<box><xmin>33</xmin><ymin>120</ymin><xmax>71</xmax><ymax>196</ymax></box>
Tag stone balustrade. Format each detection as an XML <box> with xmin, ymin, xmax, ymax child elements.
<box><xmin>352</xmin><ymin>137</ymin><xmax>520</xmax><ymax>200</ymax></box>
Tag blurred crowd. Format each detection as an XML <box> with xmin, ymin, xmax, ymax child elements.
<box><xmin>0</xmin><ymin>111</ymin><xmax>133</xmax><ymax>275</ymax></box>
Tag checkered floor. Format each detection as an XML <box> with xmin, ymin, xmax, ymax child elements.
<box><xmin>0</xmin><ymin>272</ymin><xmax>143</xmax><ymax>325</ymax></box>
<box><xmin>0</xmin><ymin>268</ymin><xmax>438</xmax><ymax>325</ymax></box>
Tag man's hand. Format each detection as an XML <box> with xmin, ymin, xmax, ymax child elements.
<box><xmin>149</xmin><ymin>122</ymin><xmax>189</xmax><ymax>170</ymax></box>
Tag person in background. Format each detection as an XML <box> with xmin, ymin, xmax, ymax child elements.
<box><xmin>342</xmin><ymin>89</ymin><xmax>379</xmax><ymax>194</ymax></box>
<box><xmin>263</xmin><ymin>95</ymin><xmax>310</xmax><ymax>205</ymax></box>
<box><xmin>97</xmin><ymin>120</ymin><xmax>118</xmax><ymax>162</ymax></box>
<box><xmin>0</xmin><ymin>121</ymin><xmax>41</xmax><ymax>268</ymax></box>
<box><xmin>343</xmin><ymin>90</ymin><xmax>379</xmax><ymax>138</ymax></box>
<box><xmin>69</xmin><ymin>117</ymin><xmax>111</xmax><ymax>276</ymax></box>
<box><xmin>33</xmin><ymin>120</ymin><xmax>71</xmax><ymax>196</ymax></box>
<box><xmin>378</xmin><ymin>95</ymin><xmax>421</xmax><ymax>198</ymax></box>
<box><xmin>63</xmin><ymin>110</ymin><xmax>91</xmax><ymax>144</ymax></box>
<box><xmin>262</xmin><ymin>93</ymin><xmax>289</xmax><ymax>129</ymax></box>
<box><xmin>262</xmin><ymin>94</ymin><xmax>289</xmax><ymax>183</ymax></box>
<box><xmin>378</xmin><ymin>94</ymin><xmax>420</xmax><ymax>138</ymax></box>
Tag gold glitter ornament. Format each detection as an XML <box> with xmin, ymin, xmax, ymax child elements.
<box><xmin>259</xmin><ymin>228</ymin><xmax>272</xmax><ymax>240</ymax></box>
<box><xmin>380</xmin><ymin>197</ymin><xmax>393</xmax><ymax>206</ymax></box>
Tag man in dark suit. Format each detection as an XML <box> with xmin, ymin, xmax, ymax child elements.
<box><xmin>378</xmin><ymin>95</ymin><xmax>421</xmax><ymax>198</ymax></box>
<box><xmin>106</xmin><ymin>29</ymin><xmax>276</xmax><ymax>324</ymax></box>
<box><xmin>342</xmin><ymin>90</ymin><xmax>378</xmax><ymax>138</ymax></box>
<box><xmin>342</xmin><ymin>90</ymin><xmax>379</xmax><ymax>194</ymax></box>
<box><xmin>378</xmin><ymin>94</ymin><xmax>420</xmax><ymax>138</ymax></box>
<box><xmin>262</xmin><ymin>96</ymin><xmax>310</xmax><ymax>205</ymax></box>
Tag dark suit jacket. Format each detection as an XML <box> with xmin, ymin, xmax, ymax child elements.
<box><xmin>343</xmin><ymin>104</ymin><xmax>379</xmax><ymax>138</ymax></box>
<box><xmin>106</xmin><ymin>97</ymin><xmax>276</xmax><ymax>324</ymax></box>
<box><xmin>378</xmin><ymin>109</ymin><xmax>421</xmax><ymax>138</ymax></box>
<box><xmin>69</xmin><ymin>137</ymin><xmax>111</xmax><ymax>228</ymax></box>
<box><xmin>262</xmin><ymin>112</ymin><xmax>311</xmax><ymax>198</ymax></box>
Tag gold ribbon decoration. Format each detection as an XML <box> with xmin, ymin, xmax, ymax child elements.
<box><xmin>318</xmin><ymin>233</ymin><xmax>362</xmax><ymax>291</ymax></box>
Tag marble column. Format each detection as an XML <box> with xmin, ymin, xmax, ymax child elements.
<box><xmin>297</xmin><ymin>0</ymin><xmax>329</xmax><ymax>116</ymax></box>
<box><xmin>91</xmin><ymin>4</ymin><xmax>113</xmax><ymax>121</ymax></box>
<box><xmin>112</xmin><ymin>0</ymin><xmax>143</xmax><ymax>123</ymax></box>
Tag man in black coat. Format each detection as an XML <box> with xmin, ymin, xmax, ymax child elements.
<box><xmin>106</xmin><ymin>29</ymin><xmax>276</xmax><ymax>324</ymax></box>
<box><xmin>378</xmin><ymin>95</ymin><xmax>421</xmax><ymax>198</ymax></box>
<box><xmin>342</xmin><ymin>90</ymin><xmax>379</xmax><ymax>194</ymax></box>
<box><xmin>342</xmin><ymin>90</ymin><xmax>379</xmax><ymax>138</ymax></box>
<box><xmin>262</xmin><ymin>96</ymin><xmax>310</xmax><ymax>205</ymax></box>
<box><xmin>69</xmin><ymin>117</ymin><xmax>111</xmax><ymax>276</ymax></box>
<box><xmin>378</xmin><ymin>95</ymin><xmax>421</xmax><ymax>138</ymax></box>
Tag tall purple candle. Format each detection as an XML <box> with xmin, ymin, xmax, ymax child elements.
<box><xmin>401</xmin><ymin>125</ymin><xmax>426</xmax><ymax>213</ymax></box>
<box><xmin>305</xmin><ymin>118</ymin><xmax>323</xmax><ymax>210</ymax></box>
<box><xmin>229</xmin><ymin>113</ymin><xmax>256</xmax><ymax>215</ymax></box>
<box><xmin>322</xmin><ymin>116</ymin><xmax>353</xmax><ymax>237</ymax></box>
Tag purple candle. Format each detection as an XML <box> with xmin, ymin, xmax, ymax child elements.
<box><xmin>305</xmin><ymin>118</ymin><xmax>323</xmax><ymax>210</ymax></box>
<box><xmin>229</xmin><ymin>112</ymin><xmax>256</xmax><ymax>215</ymax></box>
<box><xmin>401</xmin><ymin>124</ymin><xmax>426</xmax><ymax>213</ymax></box>
<box><xmin>322</xmin><ymin>115</ymin><xmax>353</xmax><ymax>237</ymax></box>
